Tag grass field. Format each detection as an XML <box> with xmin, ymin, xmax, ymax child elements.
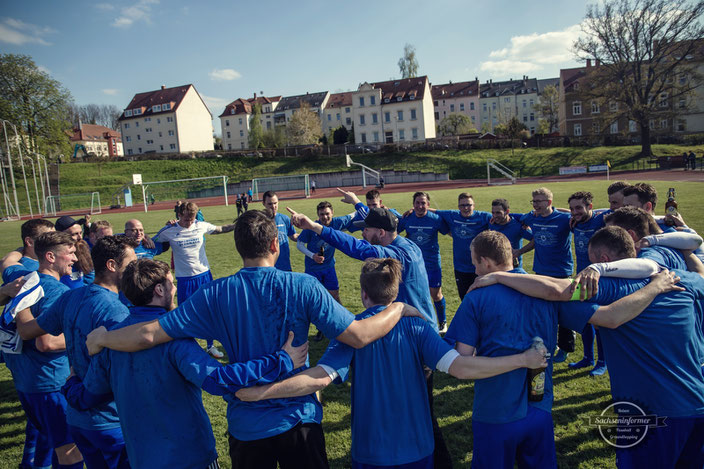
<box><xmin>0</xmin><ymin>178</ymin><xmax>702</xmax><ymax>468</ymax></box>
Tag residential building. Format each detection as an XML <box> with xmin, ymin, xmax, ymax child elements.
<box><xmin>68</xmin><ymin>123</ymin><xmax>123</xmax><ymax>158</ymax></box>
<box><xmin>536</xmin><ymin>78</ymin><xmax>560</xmax><ymax>134</ymax></box>
<box><xmin>219</xmin><ymin>95</ymin><xmax>281</xmax><ymax>150</ymax></box>
<box><xmin>431</xmin><ymin>79</ymin><xmax>480</xmax><ymax>131</ymax></box>
<box><xmin>479</xmin><ymin>76</ymin><xmax>539</xmax><ymax>134</ymax></box>
<box><xmin>274</xmin><ymin>91</ymin><xmax>330</xmax><ymax>128</ymax></box>
<box><xmin>119</xmin><ymin>84</ymin><xmax>213</xmax><ymax>156</ymax></box>
<box><xmin>351</xmin><ymin>76</ymin><xmax>435</xmax><ymax>144</ymax></box>
<box><xmin>322</xmin><ymin>92</ymin><xmax>353</xmax><ymax>136</ymax></box>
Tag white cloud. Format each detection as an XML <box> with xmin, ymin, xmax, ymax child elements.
<box><xmin>209</xmin><ymin>68</ymin><xmax>242</xmax><ymax>81</ymax></box>
<box><xmin>480</xmin><ymin>25</ymin><xmax>583</xmax><ymax>78</ymax></box>
<box><xmin>112</xmin><ymin>0</ymin><xmax>159</xmax><ymax>28</ymax></box>
<box><xmin>102</xmin><ymin>88</ymin><xmax>119</xmax><ymax>95</ymax></box>
<box><xmin>0</xmin><ymin>17</ymin><xmax>56</xmax><ymax>46</ymax></box>
<box><xmin>201</xmin><ymin>94</ymin><xmax>229</xmax><ymax>113</ymax></box>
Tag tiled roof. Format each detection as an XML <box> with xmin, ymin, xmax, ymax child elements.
<box><xmin>119</xmin><ymin>84</ymin><xmax>207</xmax><ymax>121</ymax></box>
<box><xmin>366</xmin><ymin>76</ymin><xmax>429</xmax><ymax>103</ymax></box>
<box><xmin>325</xmin><ymin>92</ymin><xmax>353</xmax><ymax>109</ymax></box>
<box><xmin>218</xmin><ymin>95</ymin><xmax>281</xmax><ymax>117</ymax></box>
<box><xmin>431</xmin><ymin>80</ymin><xmax>479</xmax><ymax>100</ymax></box>
<box><xmin>69</xmin><ymin>124</ymin><xmax>121</xmax><ymax>142</ymax></box>
<box><xmin>277</xmin><ymin>91</ymin><xmax>328</xmax><ymax>111</ymax></box>
<box><xmin>479</xmin><ymin>77</ymin><xmax>539</xmax><ymax>97</ymax></box>
<box><xmin>537</xmin><ymin>78</ymin><xmax>559</xmax><ymax>94</ymax></box>
<box><xmin>560</xmin><ymin>67</ymin><xmax>587</xmax><ymax>91</ymax></box>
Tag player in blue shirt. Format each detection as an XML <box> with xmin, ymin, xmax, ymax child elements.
<box><xmin>568</xmin><ymin>191</ymin><xmax>607</xmax><ymax>375</ymax></box>
<box><xmin>452</xmin><ymin>230</ymin><xmax>684</xmax><ymax>469</ymax></box>
<box><xmin>84</xmin><ymin>210</ymin><xmax>413</xmax><ymax>469</ymax></box>
<box><xmin>477</xmin><ymin>226</ymin><xmax>703</xmax><ymax>469</ymax></box>
<box><xmin>123</xmin><ymin>219</ymin><xmax>168</xmax><ymax>259</ymax></box>
<box><xmin>488</xmin><ymin>198</ymin><xmax>534</xmax><ymax>271</ymax></box>
<box><xmin>63</xmin><ymin>258</ymin><xmax>309</xmax><ymax>469</ymax></box>
<box><xmin>16</xmin><ymin>236</ymin><xmax>139</xmax><ymax>469</ymax></box>
<box><xmin>85</xmin><ymin>220</ymin><xmax>113</xmax><ymax>250</ymax></box>
<box><xmin>519</xmin><ymin>187</ymin><xmax>575</xmax><ymax>363</ymax></box>
<box><xmin>263</xmin><ymin>191</ymin><xmax>298</xmax><ymax>271</ymax></box>
<box><xmin>8</xmin><ymin>231</ymin><xmax>85</xmax><ymax>469</ymax></box>
<box><xmin>55</xmin><ymin>216</ymin><xmax>95</xmax><ymax>289</ymax></box>
<box><xmin>236</xmin><ymin>257</ymin><xmax>547</xmax><ymax>469</ymax></box>
<box><xmin>347</xmin><ymin>189</ymin><xmax>402</xmax><ymax>233</ymax></box>
<box><xmin>398</xmin><ymin>192</ymin><xmax>450</xmax><ymax>332</ymax></box>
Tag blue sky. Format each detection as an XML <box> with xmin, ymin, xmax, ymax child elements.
<box><xmin>1</xmin><ymin>0</ymin><xmax>589</xmax><ymax>125</ymax></box>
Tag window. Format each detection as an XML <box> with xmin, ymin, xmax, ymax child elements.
<box><xmin>629</xmin><ymin>120</ymin><xmax>637</xmax><ymax>132</ymax></box>
<box><xmin>504</xmin><ymin>97</ymin><xmax>511</xmax><ymax>103</ymax></box>
<box><xmin>123</xmin><ymin>123</ymin><xmax>130</xmax><ymax>129</ymax></box>
<box><xmin>146</xmin><ymin>139</ymin><xmax>153</xmax><ymax>144</ymax></box>
<box><xmin>529</xmin><ymin>113</ymin><xmax>534</xmax><ymax>122</ymax></box>
<box><xmin>125</xmin><ymin>110</ymin><xmax>133</xmax><ymax>117</ymax></box>
<box><xmin>170</xmin><ymin>144</ymin><xmax>176</xmax><ymax>150</ymax></box>
<box><xmin>492</xmin><ymin>102</ymin><xmax>497</xmax><ymax>110</ymax></box>
<box><xmin>361</xmin><ymin>133</ymin><xmax>367</xmax><ymax>143</ymax></box>
<box><xmin>168</xmin><ymin>130</ymin><xmax>174</xmax><ymax>136</ymax></box>
<box><xmin>610</xmin><ymin>121</ymin><xmax>618</xmax><ymax>134</ymax></box>
<box><xmin>677</xmin><ymin>119</ymin><xmax>686</xmax><ymax>132</ymax></box>
<box><xmin>345</xmin><ymin>107</ymin><xmax>350</xmax><ymax>113</ymax></box>
<box><xmin>160</xmin><ymin>145</ymin><xmax>164</xmax><ymax>151</ymax></box>
<box><xmin>241</xmin><ymin>142</ymin><xmax>245</xmax><ymax>149</ymax></box>
<box><xmin>327</xmin><ymin>114</ymin><xmax>331</xmax><ymax>121</ymax></box>
<box><xmin>573</xmin><ymin>101</ymin><xmax>582</xmax><ymax>115</ymax></box>
<box><xmin>359</xmin><ymin>97</ymin><xmax>365</xmax><ymax>107</ymax></box>
<box><xmin>385</xmin><ymin>112</ymin><xmax>390</xmax><ymax>123</ymax></box>
<box><xmin>227</xmin><ymin>144</ymin><xmax>231</xmax><ymax>150</ymax></box>
<box><xmin>410</xmin><ymin>109</ymin><xmax>416</xmax><ymax>120</ymax></box>
<box><xmin>226</xmin><ymin>131</ymin><xmax>231</xmax><ymax>138</ymax></box>
<box><xmin>609</xmin><ymin>102</ymin><xmax>618</xmax><ymax>112</ymax></box>
<box><xmin>529</xmin><ymin>99</ymin><xmax>534</xmax><ymax>108</ymax></box>
<box><xmin>138</xmin><ymin>147</ymin><xmax>142</xmax><ymax>153</ymax></box>
<box><xmin>574</xmin><ymin>123</ymin><xmax>582</xmax><ymax>136</ymax></box>
<box><xmin>397</xmin><ymin>110</ymin><xmax>404</xmax><ymax>121</ymax></box>
<box><xmin>152</xmin><ymin>105</ymin><xmax>161</xmax><ymax>112</ymax></box>
<box><xmin>167</xmin><ymin>117</ymin><xmax>173</xmax><ymax>123</ymax></box>
<box><xmin>163</xmin><ymin>103</ymin><xmax>171</xmax><ymax>111</ymax></box>
<box><xmin>226</xmin><ymin>120</ymin><xmax>230</xmax><ymax>126</ymax></box>
<box><xmin>679</xmin><ymin>74</ymin><xmax>687</xmax><ymax>85</ymax></box>
<box><xmin>137</xmin><ymin>135</ymin><xmax>141</xmax><ymax>140</ymax></box>
<box><xmin>125</xmin><ymin>136</ymin><xmax>131</xmax><ymax>142</ymax></box>
<box><xmin>370</xmin><ymin>96</ymin><xmax>376</xmax><ymax>105</ymax></box>
<box><xmin>135</xmin><ymin>122</ymin><xmax>139</xmax><ymax>128</ymax></box>
<box><xmin>372</xmin><ymin>113</ymin><xmax>378</xmax><ymax>124</ymax></box>
<box><xmin>346</xmin><ymin>117</ymin><xmax>352</xmax><ymax>125</ymax></box>
<box><xmin>359</xmin><ymin>114</ymin><xmax>365</xmax><ymax>125</ymax></box>
<box><xmin>373</xmin><ymin>131</ymin><xmax>379</xmax><ymax>142</ymax></box>
<box><xmin>435</xmin><ymin>112</ymin><xmax>440</xmax><ymax>120</ymax></box>
<box><xmin>127</xmin><ymin>149</ymin><xmax>133</xmax><ymax>155</ymax></box>
<box><xmin>523</xmin><ymin>115</ymin><xmax>528</xmax><ymax>123</ymax></box>
<box><xmin>471</xmin><ymin>116</ymin><xmax>476</xmax><ymax>123</ymax></box>
<box><xmin>660</xmin><ymin>119</ymin><xmax>668</xmax><ymax>129</ymax></box>
<box><xmin>145</xmin><ymin>127</ymin><xmax>152</xmax><ymax>133</ymax></box>
<box><xmin>239</xmin><ymin>118</ymin><xmax>243</xmax><ymax>125</ymax></box>
<box><xmin>399</xmin><ymin>129</ymin><xmax>405</xmax><ymax>140</ymax></box>
<box><xmin>266</xmin><ymin>122</ymin><xmax>271</xmax><ymax>130</ymax></box>
<box><xmin>591</xmin><ymin>101</ymin><xmax>600</xmax><ymax>114</ymax></box>
<box><xmin>523</xmin><ymin>100</ymin><xmax>527</xmax><ymax>108</ymax></box>
<box><xmin>679</xmin><ymin>99</ymin><xmax>686</xmax><ymax>109</ymax></box>
<box><xmin>412</xmin><ymin>128</ymin><xmax>418</xmax><ymax>140</ymax></box>
<box><xmin>450</xmin><ymin>104</ymin><xmax>455</xmax><ymax>112</ymax></box>
<box><xmin>460</xmin><ymin>103</ymin><xmax>465</xmax><ymax>111</ymax></box>
<box><xmin>434</xmin><ymin>100</ymin><xmax>439</xmax><ymax>107</ymax></box>
<box><xmin>133</xmin><ymin>108</ymin><xmax>142</xmax><ymax>115</ymax></box>
<box><xmin>470</xmin><ymin>102</ymin><xmax>475</xmax><ymax>110</ymax></box>
<box><xmin>158</xmin><ymin>132</ymin><xmax>162</xmax><ymax>137</ymax></box>
<box><xmin>336</xmin><ymin>113</ymin><xmax>340</xmax><ymax>121</ymax></box>
<box><xmin>649</xmin><ymin>119</ymin><xmax>656</xmax><ymax>130</ymax></box>
<box><xmin>659</xmin><ymin>93</ymin><xmax>668</xmax><ymax>107</ymax></box>
<box><xmin>240</xmin><ymin>130</ymin><xmax>244</xmax><ymax>137</ymax></box>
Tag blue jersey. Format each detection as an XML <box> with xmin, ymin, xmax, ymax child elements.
<box><xmin>3</xmin><ymin>271</ymin><xmax>70</xmax><ymax>393</ymax></box>
<box><xmin>158</xmin><ymin>267</ymin><xmax>355</xmax><ymax>440</ymax></box>
<box><xmin>133</xmin><ymin>240</ymin><xmax>165</xmax><ymax>259</ymax></box>
<box><xmin>319</xmin><ymin>226</ymin><xmax>438</xmax><ymax>331</ymax></box>
<box><xmin>520</xmin><ymin>210</ymin><xmax>573</xmax><ymax>277</ymax></box>
<box><xmin>488</xmin><ymin>218</ymin><xmax>534</xmax><ymax>269</ymax></box>
<box><xmin>2</xmin><ymin>256</ymin><xmax>39</xmax><ymax>283</ymax></box>
<box><xmin>36</xmin><ymin>283</ymin><xmax>129</xmax><ymax>430</ymax></box>
<box><xmin>639</xmin><ymin>245</ymin><xmax>687</xmax><ymax>271</ymax></box>
<box><xmin>562</xmin><ymin>273</ymin><xmax>704</xmax><ymax>417</ymax></box>
<box><xmin>60</xmin><ymin>266</ymin><xmax>94</xmax><ymax>289</ymax></box>
<box><xmin>572</xmin><ymin>212</ymin><xmax>606</xmax><ymax>272</ymax></box>
<box><xmin>348</xmin><ymin>207</ymin><xmax>401</xmax><ymax>233</ymax></box>
<box><xmin>83</xmin><ymin>306</ymin><xmax>220</xmax><ymax>468</ymax></box>
<box><xmin>320</xmin><ymin>305</ymin><xmax>451</xmax><ymax>466</ymax></box>
<box><xmin>397</xmin><ymin>212</ymin><xmax>449</xmax><ymax>272</ymax></box>
<box><xmin>445</xmin><ymin>269</ymin><xmax>593</xmax><ymax>423</ymax></box>
<box><xmin>274</xmin><ymin>213</ymin><xmax>296</xmax><ymax>271</ymax></box>
<box><xmin>298</xmin><ymin>215</ymin><xmax>354</xmax><ymax>273</ymax></box>
<box><xmin>436</xmin><ymin>210</ymin><xmax>492</xmax><ymax>273</ymax></box>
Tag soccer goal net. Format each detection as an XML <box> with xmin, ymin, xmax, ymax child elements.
<box><xmin>138</xmin><ymin>175</ymin><xmax>229</xmax><ymax>212</ymax></box>
<box><xmin>44</xmin><ymin>192</ymin><xmax>102</xmax><ymax>217</ymax></box>
<box><xmin>486</xmin><ymin>159</ymin><xmax>517</xmax><ymax>186</ymax></box>
<box><xmin>252</xmin><ymin>174</ymin><xmax>310</xmax><ymax>201</ymax></box>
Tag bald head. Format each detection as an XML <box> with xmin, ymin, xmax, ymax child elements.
<box><xmin>124</xmin><ymin>219</ymin><xmax>145</xmax><ymax>243</ymax></box>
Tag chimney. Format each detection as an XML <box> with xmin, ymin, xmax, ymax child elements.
<box><xmin>254</xmin><ymin>92</ymin><xmax>257</xmax><ymax>100</ymax></box>
<box><xmin>161</xmin><ymin>85</ymin><xmax>166</xmax><ymax>90</ymax></box>
<box><xmin>586</xmin><ymin>59</ymin><xmax>592</xmax><ymax>67</ymax></box>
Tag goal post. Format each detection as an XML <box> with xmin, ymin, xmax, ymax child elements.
<box><xmin>137</xmin><ymin>175</ymin><xmax>229</xmax><ymax>213</ymax></box>
<box><xmin>251</xmin><ymin>174</ymin><xmax>310</xmax><ymax>201</ymax></box>
<box><xmin>43</xmin><ymin>191</ymin><xmax>102</xmax><ymax>217</ymax></box>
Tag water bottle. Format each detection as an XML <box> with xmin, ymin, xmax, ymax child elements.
<box><xmin>527</xmin><ymin>337</ymin><xmax>548</xmax><ymax>402</ymax></box>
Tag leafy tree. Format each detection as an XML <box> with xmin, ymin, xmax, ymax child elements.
<box><xmin>536</xmin><ymin>84</ymin><xmax>559</xmax><ymax>134</ymax></box>
<box><xmin>574</xmin><ymin>0</ymin><xmax>704</xmax><ymax>156</ymax></box>
<box><xmin>332</xmin><ymin>125</ymin><xmax>349</xmax><ymax>144</ymax></box>
<box><xmin>285</xmin><ymin>102</ymin><xmax>322</xmax><ymax>146</ymax></box>
<box><xmin>248</xmin><ymin>103</ymin><xmax>263</xmax><ymax>149</ymax></box>
<box><xmin>498</xmin><ymin>117</ymin><xmax>529</xmax><ymax>155</ymax></box>
<box><xmin>0</xmin><ymin>53</ymin><xmax>73</xmax><ymax>156</ymax></box>
<box><xmin>438</xmin><ymin>113</ymin><xmax>477</xmax><ymax>136</ymax></box>
<box><xmin>398</xmin><ymin>44</ymin><xmax>419</xmax><ymax>79</ymax></box>
<box><xmin>261</xmin><ymin>126</ymin><xmax>286</xmax><ymax>148</ymax></box>
<box><xmin>536</xmin><ymin>119</ymin><xmax>551</xmax><ymax>135</ymax></box>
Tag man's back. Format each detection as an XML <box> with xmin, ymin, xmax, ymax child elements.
<box><xmin>520</xmin><ymin>210</ymin><xmax>573</xmax><ymax>276</ymax></box>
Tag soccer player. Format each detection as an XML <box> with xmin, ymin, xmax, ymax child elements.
<box><xmin>54</xmin><ymin>216</ymin><xmax>95</xmax><ymax>289</ymax></box>
<box><xmin>398</xmin><ymin>192</ymin><xmax>450</xmax><ymax>332</ymax></box>
<box><xmin>85</xmin><ymin>210</ymin><xmax>413</xmax><ymax>469</ymax></box>
<box><xmin>607</xmin><ymin>181</ymin><xmax>630</xmax><ymax>211</ymax></box>
<box><xmin>433</xmin><ymin>192</ymin><xmax>492</xmax><ymax>301</ymax></box>
<box><xmin>85</xmin><ymin>220</ymin><xmax>113</xmax><ymax>249</ymax></box>
<box><xmin>347</xmin><ymin>189</ymin><xmax>401</xmax><ymax>234</ymax></box>
<box><xmin>236</xmin><ymin>257</ymin><xmax>548</xmax><ymax>468</ymax></box>
<box><xmin>4</xmin><ymin>231</ymin><xmax>84</xmax><ymax>469</ymax></box>
<box><xmin>568</xmin><ymin>191</ymin><xmax>607</xmax><ymax>375</ymax></box>
<box><xmin>517</xmin><ymin>187</ymin><xmax>574</xmax><ymax>362</ymax></box>
<box><xmin>153</xmin><ymin>201</ymin><xmax>236</xmax><ymax>358</ymax></box>
<box><xmin>449</xmin><ymin>230</ymin><xmax>682</xmax><ymax>469</ymax></box>
<box><xmin>123</xmin><ymin>218</ymin><xmax>168</xmax><ymax>260</ymax></box>
<box><xmin>488</xmin><ymin>198</ymin><xmax>534</xmax><ymax>271</ymax></box>
<box><xmin>262</xmin><ymin>190</ymin><xmax>298</xmax><ymax>271</ymax></box>
<box><xmin>15</xmin><ymin>236</ymin><xmax>139</xmax><ymax>469</ymax></box>
<box><xmin>63</xmin><ymin>258</ymin><xmax>309</xmax><ymax>469</ymax></box>
<box><xmin>474</xmin><ymin>226</ymin><xmax>703</xmax><ymax>468</ymax></box>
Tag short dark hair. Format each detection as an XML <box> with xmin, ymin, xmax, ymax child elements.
<box><xmin>92</xmin><ymin>235</ymin><xmax>139</xmax><ymax>277</ymax></box>
<box><xmin>235</xmin><ymin>210</ymin><xmax>279</xmax><ymax>260</ymax></box>
<box><xmin>21</xmin><ymin>219</ymin><xmax>54</xmax><ymax>246</ymax></box>
<box><xmin>492</xmin><ymin>198</ymin><xmax>509</xmax><ymax>211</ymax></box>
<box><xmin>470</xmin><ymin>231</ymin><xmax>512</xmax><ymax>266</ymax></box>
<box><xmin>89</xmin><ymin>220</ymin><xmax>112</xmax><ymax>235</ymax></box>
<box><xmin>262</xmin><ymin>191</ymin><xmax>277</xmax><ymax>202</ymax></box>
<box><xmin>622</xmin><ymin>183</ymin><xmax>658</xmax><ymax>209</ymax></box>
<box><xmin>366</xmin><ymin>189</ymin><xmax>380</xmax><ymax>200</ymax></box>
<box><xmin>121</xmin><ymin>259</ymin><xmax>171</xmax><ymax>306</ymax></box>
<box><xmin>178</xmin><ymin>202</ymin><xmax>199</xmax><ymax>217</ymax></box>
<box><xmin>603</xmin><ymin>207</ymin><xmax>652</xmax><ymax>239</ymax></box>
<box><xmin>34</xmin><ymin>231</ymin><xmax>75</xmax><ymax>261</ymax></box>
<box><xmin>413</xmin><ymin>191</ymin><xmax>430</xmax><ymax>203</ymax></box>
<box><xmin>588</xmin><ymin>226</ymin><xmax>637</xmax><ymax>260</ymax></box>
<box><xmin>360</xmin><ymin>258</ymin><xmax>403</xmax><ymax>305</ymax></box>
<box><xmin>568</xmin><ymin>191</ymin><xmax>593</xmax><ymax>206</ymax></box>
<box><xmin>458</xmin><ymin>192</ymin><xmax>473</xmax><ymax>201</ymax></box>
<box><xmin>607</xmin><ymin>181</ymin><xmax>630</xmax><ymax>196</ymax></box>
<box><xmin>317</xmin><ymin>201</ymin><xmax>333</xmax><ymax>212</ymax></box>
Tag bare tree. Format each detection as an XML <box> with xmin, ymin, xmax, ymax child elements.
<box><xmin>535</xmin><ymin>84</ymin><xmax>559</xmax><ymax>134</ymax></box>
<box><xmin>68</xmin><ymin>103</ymin><xmax>122</xmax><ymax>129</ymax></box>
<box><xmin>574</xmin><ymin>0</ymin><xmax>704</xmax><ymax>156</ymax></box>
<box><xmin>398</xmin><ymin>44</ymin><xmax>419</xmax><ymax>79</ymax></box>
<box><xmin>286</xmin><ymin>102</ymin><xmax>322</xmax><ymax>146</ymax></box>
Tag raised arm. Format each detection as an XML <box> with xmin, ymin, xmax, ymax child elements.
<box><xmin>85</xmin><ymin>320</ymin><xmax>173</xmax><ymax>355</ymax></box>
<box><xmin>0</xmin><ymin>250</ymin><xmax>23</xmax><ymax>272</ymax></box>
<box><xmin>211</xmin><ymin>223</ymin><xmax>236</xmax><ymax>234</ymax></box>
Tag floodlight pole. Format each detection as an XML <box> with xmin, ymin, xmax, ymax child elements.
<box><xmin>141</xmin><ymin>184</ymin><xmax>148</xmax><ymax>213</ymax></box>
<box><xmin>27</xmin><ymin>156</ymin><xmax>42</xmax><ymax>215</ymax></box>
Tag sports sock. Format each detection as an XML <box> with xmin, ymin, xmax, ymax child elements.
<box><xmin>434</xmin><ymin>298</ymin><xmax>446</xmax><ymax>324</ymax></box>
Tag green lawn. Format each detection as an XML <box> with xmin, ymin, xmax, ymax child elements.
<box><xmin>0</xmin><ymin>179</ymin><xmax>702</xmax><ymax>468</ymax></box>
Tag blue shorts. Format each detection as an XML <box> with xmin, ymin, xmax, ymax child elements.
<box><xmin>69</xmin><ymin>425</ymin><xmax>129</xmax><ymax>469</ymax></box>
<box><xmin>352</xmin><ymin>453</ymin><xmax>432</xmax><ymax>469</ymax></box>
<box><xmin>307</xmin><ymin>266</ymin><xmax>339</xmax><ymax>291</ymax></box>
<box><xmin>615</xmin><ymin>416</ymin><xmax>704</xmax><ymax>469</ymax></box>
<box><xmin>17</xmin><ymin>390</ymin><xmax>73</xmax><ymax>450</ymax></box>
<box><xmin>177</xmin><ymin>270</ymin><xmax>214</xmax><ymax>305</ymax></box>
<box><xmin>472</xmin><ymin>406</ymin><xmax>556</xmax><ymax>469</ymax></box>
<box><xmin>427</xmin><ymin>268</ymin><xmax>442</xmax><ymax>288</ymax></box>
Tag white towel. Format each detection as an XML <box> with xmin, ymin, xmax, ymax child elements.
<box><xmin>1</xmin><ymin>271</ymin><xmax>44</xmax><ymax>354</ymax></box>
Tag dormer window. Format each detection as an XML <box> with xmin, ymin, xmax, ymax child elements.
<box><xmin>152</xmin><ymin>105</ymin><xmax>161</xmax><ymax>112</ymax></box>
<box><xmin>133</xmin><ymin>108</ymin><xmax>142</xmax><ymax>115</ymax></box>
<box><xmin>162</xmin><ymin>103</ymin><xmax>171</xmax><ymax>111</ymax></box>
<box><xmin>125</xmin><ymin>110</ymin><xmax>133</xmax><ymax>117</ymax></box>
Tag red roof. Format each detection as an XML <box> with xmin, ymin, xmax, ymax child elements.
<box><xmin>218</xmin><ymin>95</ymin><xmax>282</xmax><ymax>117</ymax></box>
<box><xmin>69</xmin><ymin>124</ymin><xmax>121</xmax><ymax>142</ymax></box>
<box><xmin>119</xmin><ymin>84</ymin><xmax>207</xmax><ymax>120</ymax></box>
<box><xmin>325</xmin><ymin>92</ymin><xmax>353</xmax><ymax>109</ymax></box>
<box><xmin>431</xmin><ymin>80</ymin><xmax>479</xmax><ymax>100</ymax></box>
<box><xmin>367</xmin><ymin>76</ymin><xmax>429</xmax><ymax>103</ymax></box>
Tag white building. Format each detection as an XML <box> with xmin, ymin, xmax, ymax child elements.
<box><xmin>220</xmin><ymin>95</ymin><xmax>281</xmax><ymax>150</ymax></box>
<box><xmin>322</xmin><ymin>92</ymin><xmax>354</xmax><ymax>135</ymax></box>
<box><xmin>431</xmin><ymin>80</ymin><xmax>481</xmax><ymax>131</ymax></box>
<box><xmin>119</xmin><ymin>84</ymin><xmax>213</xmax><ymax>155</ymax></box>
<box><xmin>479</xmin><ymin>76</ymin><xmax>539</xmax><ymax>134</ymax></box>
<box><xmin>274</xmin><ymin>91</ymin><xmax>330</xmax><ymax>127</ymax></box>
<box><xmin>69</xmin><ymin>123</ymin><xmax>123</xmax><ymax>158</ymax></box>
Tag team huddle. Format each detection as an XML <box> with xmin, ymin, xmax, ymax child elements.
<box><xmin>0</xmin><ymin>181</ymin><xmax>703</xmax><ymax>469</ymax></box>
